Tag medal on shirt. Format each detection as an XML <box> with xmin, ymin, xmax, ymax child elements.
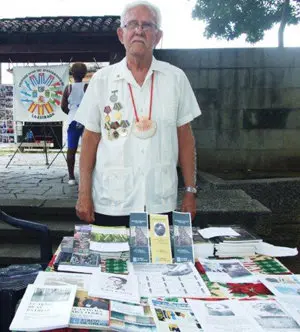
<box><xmin>110</xmin><ymin>90</ymin><xmax>118</xmax><ymax>102</ymax></box>
<box><xmin>128</xmin><ymin>73</ymin><xmax>156</xmax><ymax>139</ymax></box>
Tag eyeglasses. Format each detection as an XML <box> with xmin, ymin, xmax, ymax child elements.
<box><xmin>123</xmin><ymin>20</ymin><xmax>157</xmax><ymax>32</ymax></box>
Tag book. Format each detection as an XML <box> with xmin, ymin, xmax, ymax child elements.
<box><xmin>192</xmin><ymin>227</ymin><xmax>215</xmax><ymax>258</ymax></box>
<box><xmin>55</xmin><ymin>250</ymin><xmax>101</xmax><ymax>274</ymax></box>
<box><xmin>73</xmin><ymin>224</ymin><xmax>92</xmax><ymax>256</ymax></box>
<box><xmin>211</xmin><ymin>226</ymin><xmax>262</xmax><ymax>244</ymax></box>
<box><xmin>9</xmin><ymin>284</ymin><xmax>77</xmax><ymax>331</ymax></box>
<box><xmin>90</xmin><ymin>225</ymin><xmax>129</xmax><ymax>252</ymax></box>
<box><xmin>33</xmin><ymin>271</ymin><xmax>110</xmax><ymax>330</ymax></box>
<box><xmin>60</xmin><ymin>236</ymin><xmax>74</xmax><ymax>253</ymax></box>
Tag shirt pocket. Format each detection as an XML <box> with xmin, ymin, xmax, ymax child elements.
<box><xmin>93</xmin><ymin>167</ymin><xmax>133</xmax><ymax>204</ymax></box>
<box><xmin>154</xmin><ymin>164</ymin><xmax>177</xmax><ymax>198</ymax></box>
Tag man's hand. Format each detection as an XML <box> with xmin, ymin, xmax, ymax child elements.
<box><xmin>181</xmin><ymin>192</ymin><xmax>197</xmax><ymax>220</ymax></box>
<box><xmin>76</xmin><ymin>194</ymin><xmax>95</xmax><ymax>223</ymax></box>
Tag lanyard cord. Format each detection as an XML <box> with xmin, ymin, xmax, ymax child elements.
<box><xmin>128</xmin><ymin>72</ymin><xmax>154</xmax><ymax>122</ymax></box>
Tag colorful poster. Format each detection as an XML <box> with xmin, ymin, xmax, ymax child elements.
<box><xmin>13</xmin><ymin>65</ymin><xmax>68</xmax><ymax>122</ymax></box>
<box><xmin>149</xmin><ymin>214</ymin><xmax>172</xmax><ymax>264</ymax></box>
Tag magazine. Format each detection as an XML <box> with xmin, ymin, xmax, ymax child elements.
<box><xmin>88</xmin><ymin>271</ymin><xmax>140</xmax><ymax>304</ymax></box>
<box><xmin>128</xmin><ymin>262</ymin><xmax>210</xmax><ymax>298</ymax></box>
<box><xmin>9</xmin><ymin>284</ymin><xmax>77</xmax><ymax>331</ymax></box>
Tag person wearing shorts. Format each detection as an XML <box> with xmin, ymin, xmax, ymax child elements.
<box><xmin>61</xmin><ymin>62</ymin><xmax>88</xmax><ymax>185</ymax></box>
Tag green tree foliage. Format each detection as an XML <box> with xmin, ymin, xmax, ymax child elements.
<box><xmin>192</xmin><ymin>0</ymin><xmax>300</xmax><ymax>47</ymax></box>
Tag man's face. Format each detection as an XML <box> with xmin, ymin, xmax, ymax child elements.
<box><xmin>117</xmin><ymin>5</ymin><xmax>162</xmax><ymax>58</ymax></box>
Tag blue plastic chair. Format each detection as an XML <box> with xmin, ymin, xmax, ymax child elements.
<box><xmin>0</xmin><ymin>209</ymin><xmax>53</xmax><ymax>331</ymax></box>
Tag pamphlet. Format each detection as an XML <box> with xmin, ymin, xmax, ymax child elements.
<box><xmin>110</xmin><ymin>300</ymin><xmax>156</xmax><ymax>331</ymax></box>
<box><xmin>129</xmin><ymin>262</ymin><xmax>210</xmax><ymax>298</ymax></box>
<box><xmin>172</xmin><ymin>211</ymin><xmax>194</xmax><ymax>263</ymax></box>
<box><xmin>88</xmin><ymin>271</ymin><xmax>140</xmax><ymax>304</ymax></box>
<box><xmin>129</xmin><ymin>212</ymin><xmax>150</xmax><ymax>263</ymax></box>
<box><xmin>9</xmin><ymin>284</ymin><xmax>77</xmax><ymax>331</ymax></box>
<box><xmin>151</xmin><ymin>298</ymin><xmax>202</xmax><ymax>332</ymax></box>
<box><xmin>90</xmin><ymin>225</ymin><xmax>129</xmax><ymax>252</ymax></box>
<box><xmin>187</xmin><ymin>299</ymin><xmax>264</xmax><ymax>332</ymax></box>
<box><xmin>199</xmin><ymin>258</ymin><xmax>258</xmax><ymax>283</ymax></box>
<box><xmin>259</xmin><ymin>274</ymin><xmax>300</xmax><ymax>297</ymax></box>
<box><xmin>149</xmin><ymin>214</ymin><xmax>172</xmax><ymax>264</ymax></box>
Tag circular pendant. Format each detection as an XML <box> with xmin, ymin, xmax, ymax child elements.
<box><xmin>112</xmin><ymin>130</ymin><xmax>119</xmax><ymax>139</ymax></box>
<box><xmin>132</xmin><ymin>117</ymin><xmax>157</xmax><ymax>139</ymax></box>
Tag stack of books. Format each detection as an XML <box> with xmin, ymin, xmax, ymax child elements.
<box><xmin>211</xmin><ymin>226</ymin><xmax>262</xmax><ymax>257</ymax></box>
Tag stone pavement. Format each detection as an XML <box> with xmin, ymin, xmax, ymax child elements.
<box><xmin>0</xmin><ymin>151</ymin><xmax>78</xmax><ymax>210</ymax></box>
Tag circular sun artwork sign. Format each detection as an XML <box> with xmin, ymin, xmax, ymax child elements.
<box><xmin>18</xmin><ymin>68</ymin><xmax>65</xmax><ymax>120</ymax></box>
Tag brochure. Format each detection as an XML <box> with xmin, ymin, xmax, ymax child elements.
<box><xmin>129</xmin><ymin>262</ymin><xmax>210</xmax><ymax>298</ymax></box>
<box><xmin>88</xmin><ymin>271</ymin><xmax>140</xmax><ymax>304</ymax></box>
<box><xmin>90</xmin><ymin>225</ymin><xmax>129</xmax><ymax>252</ymax></box>
<box><xmin>9</xmin><ymin>284</ymin><xmax>77</xmax><ymax>331</ymax></box>
<box><xmin>151</xmin><ymin>298</ymin><xmax>202</xmax><ymax>331</ymax></box>
<box><xmin>198</xmin><ymin>258</ymin><xmax>258</xmax><ymax>283</ymax></box>
<box><xmin>241</xmin><ymin>299</ymin><xmax>300</xmax><ymax>332</ymax></box>
<box><xmin>149</xmin><ymin>214</ymin><xmax>172</xmax><ymax>264</ymax></box>
<box><xmin>187</xmin><ymin>299</ymin><xmax>264</xmax><ymax>332</ymax></box>
<box><xmin>259</xmin><ymin>274</ymin><xmax>300</xmax><ymax>297</ymax></box>
<box><xmin>129</xmin><ymin>212</ymin><xmax>151</xmax><ymax>263</ymax></box>
<box><xmin>172</xmin><ymin>211</ymin><xmax>194</xmax><ymax>263</ymax></box>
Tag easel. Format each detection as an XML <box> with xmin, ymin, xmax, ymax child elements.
<box><xmin>5</xmin><ymin>122</ymin><xmax>67</xmax><ymax>168</ymax></box>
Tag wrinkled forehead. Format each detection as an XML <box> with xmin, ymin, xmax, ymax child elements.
<box><xmin>124</xmin><ymin>5</ymin><xmax>157</xmax><ymax>24</ymax></box>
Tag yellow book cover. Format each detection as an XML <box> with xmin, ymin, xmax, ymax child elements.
<box><xmin>149</xmin><ymin>214</ymin><xmax>172</xmax><ymax>264</ymax></box>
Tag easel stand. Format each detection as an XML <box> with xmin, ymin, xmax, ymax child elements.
<box><xmin>5</xmin><ymin>123</ymin><xmax>66</xmax><ymax>168</ymax></box>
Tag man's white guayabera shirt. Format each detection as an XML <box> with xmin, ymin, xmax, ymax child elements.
<box><xmin>75</xmin><ymin>57</ymin><xmax>201</xmax><ymax>215</ymax></box>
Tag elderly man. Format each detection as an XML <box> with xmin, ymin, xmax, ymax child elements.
<box><xmin>74</xmin><ymin>1</ymin><xmax>201</xmax><ymax>226</ymax></box>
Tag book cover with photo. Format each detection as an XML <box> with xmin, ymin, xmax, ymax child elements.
<box><xmin>73</xmin><ymin>224</ymin><xmax>92</xmax><ymax>256</ymax></box>
<box><xmin>9</xmin><ymin>284</ymin><xmax>77</xmax><ymax>331</ymax></box>
<box><xmin>70</xmin><ymin>290</ymin><xmax>110</xmax><ymax>330</ymax></box>
<box><xmin>55</xmin><ymin>250</ymin><xmax>101</xmax><ymax>274</ymax></box>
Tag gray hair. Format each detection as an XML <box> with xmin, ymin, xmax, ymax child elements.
<box><xmin>120</xmin><ymin>1</ymin><xmax>162</xmax><ymax>29</ymax></box>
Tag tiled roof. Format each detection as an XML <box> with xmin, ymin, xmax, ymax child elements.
<box><xmin>0</xmin><ymin>16</ymin><xmax>120</xmax><ymax>34</ymax></box>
